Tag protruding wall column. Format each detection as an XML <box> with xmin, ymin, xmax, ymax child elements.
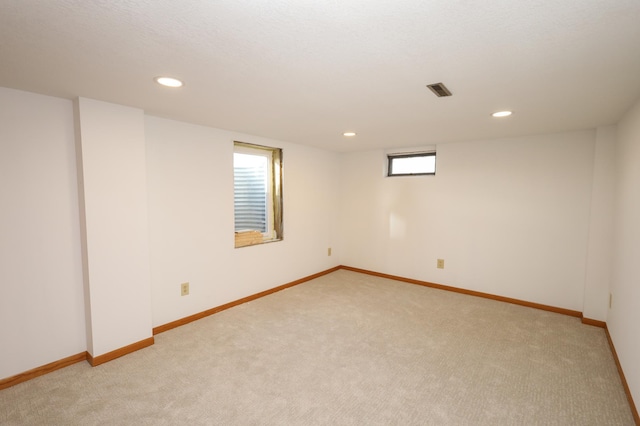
<box><xmin>582</xmin><ymin>125</ymin><xmax>616</xmax><ymax>322</ymax></box>
<box><xmin>74</xmin><ymin>97</ymin><xmax>153</xmax><ymax>362</ymax></box>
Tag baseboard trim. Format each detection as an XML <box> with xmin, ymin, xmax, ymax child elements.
<box><xmin>87</xmin><ymin>337</ymin><xmax>155</xmax><ymax>367</ymax></box>
<box><xmin>6</xmin><ymin>264</ymin><xmax>636</xmax><ymax>424</ymax></box>
<box><xmin>581</xmin><ymin>316</ymin><xmax>607</xmax><ymax>328</ymax></box>
<box><xmin>340</xmin><ymin>265</ymin><xmax>582</xmax><ymax>318</ymax></box>
<box><xmin>0</xmin><ymin>352</ymin><xmax>88</xmax><ymax>391</ymax></box>
<box><xmin>341</xmin><ymin>265</ymin><xmax>639</xmax><ymax>423</ymax></box>
<box><xmin>1</xmin><ymin>266</ymin><xmax>340</xmax><ymax>389</ymax></box>
<box><xmin>153</xmin><ymin>266</ymin><xmax>341</xmax><ymax>335</ymax></box>
<box><xmin>605</xmin><ymin>326</ymin><xmax>640</xmax><ymax>425</ymax></box>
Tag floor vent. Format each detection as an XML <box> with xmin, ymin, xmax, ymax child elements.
<box><xmin>426</xmin><ymin>82</ymin><xmax>452</xmax><ymax>97</ymax></box>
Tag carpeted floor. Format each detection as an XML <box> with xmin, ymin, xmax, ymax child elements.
<box><xmin>0</xmin><ymin>270</ymin><xmax>635</xmax><ymax>425</ymax></box>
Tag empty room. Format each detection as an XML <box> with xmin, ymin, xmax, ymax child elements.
<box><xmin>1</xmin><ymin>1</ymin><xmax>640</xmax><ymax>425</ymax></box>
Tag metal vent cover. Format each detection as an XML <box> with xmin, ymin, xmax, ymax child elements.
<box><xmin>426</xmin><ymin>82</ymin><xmax>452</xmax><ymax>97</ymax></box>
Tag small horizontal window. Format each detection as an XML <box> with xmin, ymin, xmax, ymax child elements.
<box><xmin>387</xmin><ymin>152</ymin><xmax>436</xmax><ymax>176</ymax></box>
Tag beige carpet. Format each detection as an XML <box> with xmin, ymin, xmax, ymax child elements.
<box><xmin>0</xmin><ymin>270</ymin><xmax>635</xmax><ymax>425</ymax></box>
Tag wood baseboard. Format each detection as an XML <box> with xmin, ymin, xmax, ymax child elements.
<box><xmin>581</xmin><ymin>316</ymin><xmax>607</xmax><ymax>328</ymax></box>
<box><xmin>0</xmin><ymin>352</ymin><xmax>88</xmax><ymax>391</ymax></box>
<box><xmin>340</xmin><ymin>265</ymin><xmax>639</xmax><ymax>424</ymax></box>
<box><xmin>339</xmin><ymin>265</ymin><xmax>582</xmax><ymax>318</ymax></box>
<box><xmin>153</xmin><ymin>266</ymin><xmax>341</xmax><ymax>335</ymax></box>
<box><xmin>605</xmin><ymin>326</ymin><xmax>640</xmax><ymax>425</ymax></box>
<box><xmin>87</xmin><ymin>337</ymin><xmax>154</xmax><ymax>367</ymax></box>
<box><xmin>2</xmin><ymin>266</ymin><xmax>340</xmax><ymax>389</ymax></box>
<box><xmin>7</xmin><ymin>264</ymin><xmax>636</xmax><ymax>425</ymax></box>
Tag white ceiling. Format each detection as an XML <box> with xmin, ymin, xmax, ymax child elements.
<box><xmin>2</xmin><ymin>0</ymin><xmax>640</xmax><ymax>152</ymax></box>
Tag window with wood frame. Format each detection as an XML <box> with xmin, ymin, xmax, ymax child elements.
<box><xmin>233</xmin><ymin>142</ymin><xmax>283</xmax><ymax>247</ymax></box>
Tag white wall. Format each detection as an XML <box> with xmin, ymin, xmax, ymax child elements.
<box><xmin>145</xmin><ymin>116</ymin><xmax>340</xmax><ymax>327</ymax></box>
<box><xmin>338</xmin><ymin>131</ymin><xmax>596</xmax><ymax>311</ymax></box>
<box><xmin>608</xmin><ymin>98</ymin><xmax>640</xmax><ymax>406</ymax></box>
<box><xmin>75</xmin><ymin>98</ymin><xmax>153</xmax><ymax>357</ymax></box>
<box><xmin>1</xmin><ymin>85</ymin><xmax>631</xmax><ymax>397</ymax></box>
<box><xmin>0</xmin><ymin>88</ymin><xmax>86</xmax><ymax>378</ymax></box>
<box><xmin>0</xmin><ymin>88</ymin><xmax>340</xmax><ymax>379</ymax></box>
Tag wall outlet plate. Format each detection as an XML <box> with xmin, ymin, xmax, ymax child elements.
<box><xmin>181</xmin><ymin>282</ymin><xmax>189</xmax><ymax>296</ymax></box>
<box><xmin>437</xmin><ymin>259</ymin><xmax>445</xmax><ymax>269</ymax></box>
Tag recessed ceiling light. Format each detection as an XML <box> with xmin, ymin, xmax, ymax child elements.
<box><xmin>343</xmin><ymin>132</ymin><xmax>356</xmax><ymax>137</ymax></box>
<box><xmin>492</xmin><ymin>111</ymin><xmax>512</xmax><ymax>117</ymax></box>
<box><xmin>155</xmin><ymin>76</ymin><xmax>183</xmax><ymax>88</ymax></box>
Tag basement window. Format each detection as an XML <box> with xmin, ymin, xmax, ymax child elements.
<box><xmin>387</xmin><ymin>152</ymin><xmax>436</xmax><ymax>176</ymax></box>
<box><xmin>234</xmin><ymin>142</ymin><xmax>283</xmax><ymax>248</ymax></box>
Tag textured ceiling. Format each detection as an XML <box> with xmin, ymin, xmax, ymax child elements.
<box><xmin>2</xmin><ymin>0</ymin><xmax>640</xmax><ymax>152</ymax></box>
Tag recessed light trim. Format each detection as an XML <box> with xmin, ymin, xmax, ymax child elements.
<box><xmin>492</xmin><ymin>111</ymin><xmax>512</xmax><ymax>118</ymax></box>
<box><xmin>343</xmin><ymin>132</ymin><xmax>357</xmax><ymax>137</ymax></box>
<box><xmin>155</xmin><ymin>76</ymin><xmax>183</xmax><ymax>88</ymax></box>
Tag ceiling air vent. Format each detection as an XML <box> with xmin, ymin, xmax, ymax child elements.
<box><xmin>426</xmin><ymin>82</ymin><xmax>452</xmax><ymax>97</ymax></box>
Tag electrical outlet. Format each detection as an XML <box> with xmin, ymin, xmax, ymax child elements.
<box><xmin>181</xmin><ymin>282</ymin><xmax>189</xmax><ymax>296</ymax></box>
<box><xmin>437</xmin><ymin>259</ymin><xmax>445</xmax><ymax>269</ymax></box>
<box><xmin>328</xmin><ymin>247</ymin><xmax>332</xmax><ymax>256</ymax></box>
<box><xmin>609</xmin><ymin>293</ymin><xmax>612</xmax><ymax>309</ymax></box>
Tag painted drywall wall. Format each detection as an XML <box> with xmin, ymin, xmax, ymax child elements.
<box><xmin>0</xmin><ymin>88</ymin><xmax>86</xmax><ymax>379</ymax></box>
<box><xmin>582</xmin><ymin>126</ymin><xmax>616</xmax><ymax>322</ymax></box>
<box><xmin>338</xmin><ymin>131</ymin><xmax>596</xmax><ymax>312</ymax></box>
<box><xmin>0</xmin><ymin>88</ymin><xmax>339</xmax><ymax>379</ymax></box>
<box><xmin>0</xmin><ymin>86</ymin><xmax>625</xmax><ymax>391</ymax></box>
<box><xmin>75</xmin><ymin>98</ymin><xmax>153</xmax><ymax>357</ymax></box>
<box><xmin>145</xmin><ymin>116</ymin><xmax>339</xmax><ymax>327</ymax></box>
<box><xmin>608</xmin><ymin>98</ymin><xmax>640</xmax><ymax>406</ymax></box>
